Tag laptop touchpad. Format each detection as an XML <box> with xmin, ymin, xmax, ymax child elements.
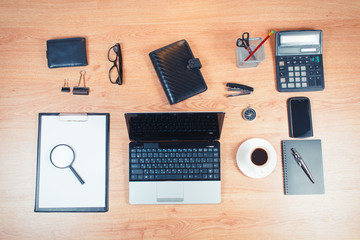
<box><xmin>156</xmin><ymin>182</ymin><xmax>184</xmax><ymax>202</ymax></box>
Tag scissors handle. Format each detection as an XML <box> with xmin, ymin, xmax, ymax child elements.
<box><xmin>242</xmin><ymin>32</ymin><xmax>250</xmax><ymax>40</ymax></box>
<box><xmin>236</xmin><ymin>32</ymin><xmax>250</xmax><ymax>48</ymax></box>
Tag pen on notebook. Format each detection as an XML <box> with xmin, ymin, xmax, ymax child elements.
<box><xmin>291</xmin><ymin>148</ymin><xmax>315</xmax><ymax>184</ymax></box>
<box><xmin>244</xmin><ymin>31</ymin><xmax>274</xmax><ymax>62</ymax></box>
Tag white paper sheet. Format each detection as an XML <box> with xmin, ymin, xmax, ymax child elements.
<box><xmin>35</xmin><ymin>113</ymin><xmax>109</xmax><ymax>211</ymax></box>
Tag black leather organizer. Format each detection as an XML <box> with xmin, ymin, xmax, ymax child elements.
<box><xmin>46</xmin><ymin>37</ymin><xmax>88</xmax><ymax>68</ymax></box>
<box><xmin>149</xmin><ymin>39</ymin><xmax>207</xmax><ymax>105</ymax></box>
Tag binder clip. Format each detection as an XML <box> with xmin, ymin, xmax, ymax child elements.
<box><xmin>73</xmin><ymin>70</ymin><xmax>89</xmax><ymax>95</ymax></box>
<box><xmin>226</xmin><ymin>82</ymin><xmax>254</xmax><ymax>97</ymax></box>
<box><xmin>61</xmin><ymin>79</ymin><xmax>70</xmax><ymax>92</ymax></box>
<box><xmin>187</xmin><ymin>58</ymin><xmax>202</xmax><ymax>70</ymax></box>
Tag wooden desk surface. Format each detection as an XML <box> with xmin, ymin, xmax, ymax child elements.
<box><xmin>1</xmin><ymin>1</ymin><xmax>359</xmax><ymax>239</ymax></box>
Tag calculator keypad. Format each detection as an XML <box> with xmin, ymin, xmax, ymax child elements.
<box><xmin>276</xmin><ymin>55</ymin><xmax>324</xmax><ymax>92</ymax></box>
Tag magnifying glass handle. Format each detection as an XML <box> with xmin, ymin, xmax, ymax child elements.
<box><xmin>69</xmin><ymin>166</ymin><xmax>85</xmax><ymax>185</ymax></box>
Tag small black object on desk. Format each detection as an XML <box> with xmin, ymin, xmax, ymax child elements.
<box><xmin>73</xmin><ymin>70</ymin><xmax>89</xmax><ymax>95</ymax></box>
<box><xmin>226</xmin><ymin>82</ymin><xmax>254</xmax><ymax>97</ymax></box>
<box><xmin>61</xmin><ymin>79</ymin><xmax>70</xmax><ymax>92</ymax></box>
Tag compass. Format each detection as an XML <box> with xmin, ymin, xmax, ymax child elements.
<box><xmin>242</xmin><ymin>107</ymin><xmax>256</xmax><ymax>121</ymax></box>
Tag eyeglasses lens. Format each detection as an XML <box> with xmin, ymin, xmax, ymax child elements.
<box><xmin>109</xmin><ymin>65</ymin><xmax>120</xmax><ymax>83</ymax></box>
<box><xmin>108</xmin><ymin>46</ymin><xmax>118</xmax><ymax>62</ymax></box>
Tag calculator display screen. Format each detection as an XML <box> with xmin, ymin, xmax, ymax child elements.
<box><xmin>280</xmin><ymin>34</ymin><xmax>320</xmax><ymax>46</ymax></box>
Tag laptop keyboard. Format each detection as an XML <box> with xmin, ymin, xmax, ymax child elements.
<box><xmin>129</xmin><ymin>145</ymin><xmax>220</xmax><ymax>181</ymax></box>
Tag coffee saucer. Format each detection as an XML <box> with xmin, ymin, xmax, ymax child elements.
<box><xmin>236</xmin><ymin>138</ymin><xmax>277</xmax><ymax>179</ymax></box>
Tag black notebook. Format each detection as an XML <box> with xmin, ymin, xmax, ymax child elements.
<box><xmin>149</xmin><ymin>40</ymin><xmax>207</xmax><ymax>105</ymax></box>
<box><xmin>282</xmin><ymin>140</ymin><xmax>325</xmax><ymax>195</ymax></box>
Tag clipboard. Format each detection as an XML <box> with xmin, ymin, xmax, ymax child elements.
<box><xmin>35</xmin><ymin>113</ymin><xmax>110</xmax><ymax>212</ymax></box>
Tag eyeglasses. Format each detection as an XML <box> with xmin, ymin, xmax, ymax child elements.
<box><xmin>107</xmin><ymin>43</ymin><xmax>123</xmax><ymax>85</ymax></box>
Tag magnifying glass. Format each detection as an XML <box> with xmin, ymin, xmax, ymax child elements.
<box><xmin>50</xmin><ymin>144</ymin><xmax>85</xmax><ymax>184</ymax></box>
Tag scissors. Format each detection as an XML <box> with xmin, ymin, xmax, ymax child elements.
<box><xmin>236</xmin><ymin>32</ymin><xmax>255</xmax><ymax>60</ymax></box>
<box><xmin>237</xmin><ymin>32</ymin><xmax>250</xmax><ymax>49</ymax></box>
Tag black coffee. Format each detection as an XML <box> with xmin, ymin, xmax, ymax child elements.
<box><xmin>251</xmin><ymin>148</ymin><xmax>268</xmax><ymax>166</ymax></box>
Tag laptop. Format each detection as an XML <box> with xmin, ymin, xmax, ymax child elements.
<box><xmin>125</xmin><ymin>112</ymin><xmax>225</xmax><ymax>204</ymax></box>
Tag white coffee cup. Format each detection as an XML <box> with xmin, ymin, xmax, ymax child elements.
<box><xmin>236</xmin><ymin>138</ymin><xmax>277</xmax><ymax>179</ymax></box>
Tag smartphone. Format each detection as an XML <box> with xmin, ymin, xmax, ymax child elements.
<box><xmin>287</xmin><ymin>97</ymin><xmax>313</xmax><ymax>138</ymax></box>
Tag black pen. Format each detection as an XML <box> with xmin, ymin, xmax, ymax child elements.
<box><xmin>291</xmin><ymin>148</ymin><xmax>315</xmax><ymax>184</ymax></box>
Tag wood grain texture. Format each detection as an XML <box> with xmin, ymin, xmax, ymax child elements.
<box><xmin>0</xmin><ymin>0</ymin><xmax>360</xmax><ymax>239</ymax></box>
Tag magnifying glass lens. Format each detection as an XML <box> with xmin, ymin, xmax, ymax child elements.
<box><xmin>51</xmin><ymin>145</ymin><xmax>74</xmax><ymax>168</ymax></box>
<box><xmin>50</xmin><ymin>144</ymin><xmax>85</xmax><ymax>184</ymax></box>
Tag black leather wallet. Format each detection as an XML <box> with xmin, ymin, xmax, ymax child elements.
<box><xmin>149</xmin><ymin>39</ymin><xmax>207</xmax><ymax>105</ymax></box>
<box><xmin>46</xmin><ymin>37</ymin><xmax>88</xmax><ymax>68</ymax></box>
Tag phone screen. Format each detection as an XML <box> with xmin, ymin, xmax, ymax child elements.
<box><xmin>288</xmin><ymin>97</ymin><xmax>313</xmax><ymax>138</ymax></box>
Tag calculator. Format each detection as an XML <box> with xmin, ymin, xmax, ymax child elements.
<box><xmin>275</xmin><ymin>30</ymin><xmax>324</xmax><ymax>92</ymax></box>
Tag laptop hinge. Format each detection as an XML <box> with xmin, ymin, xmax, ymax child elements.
<box><xmin>134</xmin><ymin>138</ymin><xmax>142</xmax><ymax>146</ymax></box>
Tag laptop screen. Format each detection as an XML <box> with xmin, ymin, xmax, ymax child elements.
<box><xmin>125</xmin><ymin>112</ymin><xmax>225</xmax><ymax>141</ymax></box>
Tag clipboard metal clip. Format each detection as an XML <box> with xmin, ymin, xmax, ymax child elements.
<box><xmin>59</xmin><ymin>113</ymin><xmax>88</xmax><ymax>122</ymax></box>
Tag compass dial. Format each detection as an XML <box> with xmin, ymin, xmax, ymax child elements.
<box><xmin>243</xmin><ymin>107</ymin><xmax>256</xmax><ymax>121</ymax></box>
